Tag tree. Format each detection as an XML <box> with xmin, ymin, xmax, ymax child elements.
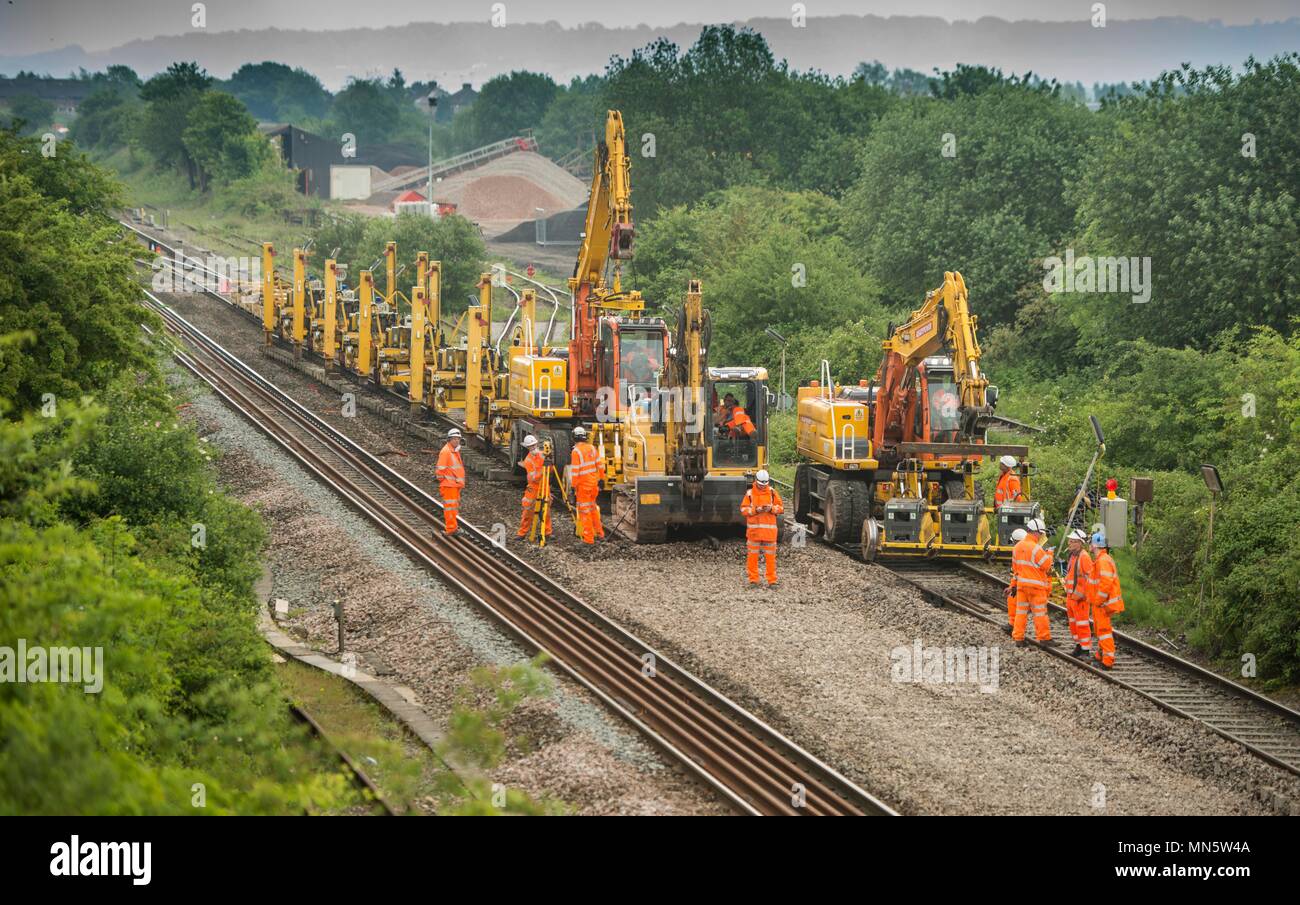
<box><xmin>182</xmin><ymin>91</ymin><xmax>272</xmax><ymax>190</ymax></box>
<box><xmin>452</xmin><ymin>70</ymin><xmax>557</xmax><ymax>150</ymax></box>
<box><xmin>602</xmin><ymin>27</ymin><xmax>893</xmax><ymax>216</ymax></box>
<box><xmin>634</xmin><ymin>186</ymin><xmax>891</xmax><ymax>375</ymax></box>
<box><xmin>224</xmin><ymin>61</ymin><xmax>329</xmax><ymax>121</ymax></box>
<box><xmin>841</xmin><ymin>84</ymin><xmax>1098</xmax><ymax>327</ymax></box>
<box><xmin>330</xmin><ymin>77</ymin><xmax>400</xmax><ymax>146</ymax></box>
<box><xmin>536</xmin><ymin>75</ymin><xmax>604</xmax><ymax>162</ymax></box>
<box><xmin>0</xmin><ymin>128</ymin><xmax>144</xmax><ymax>411</ymax></box>
<box><xmin>70</xmin><ymin>88</ymin><xmax>141</xmax><ymax>150</ymax></box>
<box><xmin>4</xmin><ymin>95</ymin><xmax>55</xmax><ymax>133</ymax></box>
<box><xmin>137</xmin><ymin>62</ymin><xmax>213</xmax><ymax>185</ymax></box>
<box><xmin>317</xmin><ymin>212</ymin><xmax>486</xmax><ymax>313</ymax></box>
<box><xmin>1068</xmin><ymin>55</ymin><xmax>1300</xmax><ymax>350</ymax></box>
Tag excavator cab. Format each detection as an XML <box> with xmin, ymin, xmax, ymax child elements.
<box><xmin>615</xmin><ymin>323</ymin><xmax>666</xmax><ymax>406</ymax></box>
<box><xmin>710</xmin><ymin>374</ymin><xmax>766</xmax><ymax>469</ymax></box>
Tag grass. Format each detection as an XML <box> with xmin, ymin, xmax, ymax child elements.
<box><xmin>1107</xmin><ymin>546</ymin><xmax>1178</xmax><ymax>631</ymax></box>
<box><xmin>275</xmin><ymin>657</ymin><xmax>454</xmax><ymax>814</ymax></box>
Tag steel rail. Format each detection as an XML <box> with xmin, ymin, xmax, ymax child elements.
<box><xmin>140</xmin><ymin>288</ymin><xmax>895</xmax><ymax>816</ymax></box>
<box><xmin>771</xmin><ymin>478</ymin><xmax>1300</xmax><ymax>778</ymax></box>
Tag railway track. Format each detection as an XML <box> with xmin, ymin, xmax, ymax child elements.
<box><xmin>772</xmin><ymin>479</ymin><xmax>1300</xmax><ymax>778</ymax></box>
<box><xmin>139</xmin><ymin>287</ymin><xmax>895</xmax><ymax>816</ymax></box>
<box><xmin>122</xmin><ymin>218</ymin><xmax>564</xmax><ymax>455</ymax></box>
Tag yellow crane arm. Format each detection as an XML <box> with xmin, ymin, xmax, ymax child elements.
<box><xmin>569</xmin><ymin>110</ymin><xmax>634</xmax><ymax>295</ymax></box>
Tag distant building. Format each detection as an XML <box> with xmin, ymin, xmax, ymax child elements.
<box><xmin>260</xmin><ymin>123</ymin><xmax>423</xmax><ymax>198</ymax></box>
<box><xmin>440</xmin><ymin>82</ymin><xmax>477</xmax><ymax>122</ymax></box>
<box><xmin>260</xmin><ymin>123</ymin><xmax>338</xmax><ymax>197</ymax></box>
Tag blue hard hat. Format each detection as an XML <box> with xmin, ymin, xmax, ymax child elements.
<box><xmin>1091</xmin><ymin>531</ymin><xmax>1107</xmax><ymax>547</ymax></box>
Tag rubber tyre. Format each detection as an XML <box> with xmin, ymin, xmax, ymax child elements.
<box><xmin>824</xmin><ymin>480</ymin><xmax>856</xmax><ymax>544</ymax></box>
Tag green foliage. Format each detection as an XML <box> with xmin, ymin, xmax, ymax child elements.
<box><xmin>604</xmin><ymin>26</ymin><xmax>892</xmax><ymax>216</ymax></box>
<box><xmin>182</xmin><ymin>91</ymin><xmax>272</xmax><ymax>190</ymax></box>
<box><xmin>330</xmin><ymin>78</ymin><xmax>400</xmax><ymax>146</ymax></box>
<box><xmin>841</xmin><ymin>84</ymin><xmax>1098</xmax><ymax>326</ymax></box>
<box><xmin>0</xmin><ymin>140</ymin><xmax>365</xmax><ymax>814</ymax></box>
<box><xmin>317</xmin><ymin>211</ymin><xmax>486</xmax><ymax>312</ymax></box>
<box><xmin>0</xmin><ymin>136</ymin><xmax>147</xmax><ymax>411</ymax></box>
<box><xmin>536</xmin><ymin>75</ymin><xmax>604</xmax><ymax>161</ymax></box>
<box><xmin>223</xmin><ymin>61</ymin><xmax>330</xmax><ymax>121</ymax></box>
<box><xmin>634</xmin><ymin>186</ymin><xmax>891</xmax><ymax>374</ymax></box>
<box><xmin>3</xmin><ymin>96</ymin><xmax>56</xmax><ymax>134</ymax></box>
<box><xmin>136</xmin><ymin>62</ymin><xmax>213</xmax><ymax>186</ymax></box>
<box><xmin>70</xmin><ymin>88</ymin><xmax>142</xmax><ymax>150</ymax></box>
<box><xmin>1068</xmin><ymin>55</ymin><xmax>1300</xmax><ymax>350</ymax></box>
<box><xmin>452</xmin><ymin>71</ymin><xmax>557</xmax><ymax>150</ymax></box>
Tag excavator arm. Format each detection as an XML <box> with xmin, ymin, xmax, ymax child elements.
<box><xmin>569</xmin><ymin>110</ymin><xmax>634</xmax><ymax>297</ymax></box>
<box><xmin>874</xmin><ymin>271</ymin><xmax>995</xmax><ymax>451</ymax></box>
<box><xmin>567</xmin><ymin>110</ymin><xmax>644</xmax><ymax>417</ymax></box>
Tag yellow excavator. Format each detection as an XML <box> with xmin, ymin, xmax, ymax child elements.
<box><xmin>614</xmin><ymin>280</ymin><xmax>770</xmax><ymax>542</ymax></box>
<box><xmin>503</xmin><ymin>109</ymin><xmax>660</xmax><ymax>474</ymax></box>
<box><xmin>793</xmin><ymin>271</ymin><xmax>1042</xmax><ymax>560</ymax></box>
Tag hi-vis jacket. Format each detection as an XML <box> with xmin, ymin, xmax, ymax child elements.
<box><xmin>740</xmin><ymin>483</ymin><xmax>784</xmax><ymax>542</ymax></box>
<box><xmin>1011</xmin><ymin>536</ymin><xmax>1054</xmax><ymax>599</ymax></box>
<box><xmin>1092</xmin><ymin>550</ymin><xmax>1125</xmax><ymax>613</ymax></box>
<box><xmin>522</xmin><ymin>449</ymin><xmax>546</xmax><ymax>501</ymax></box>
<box><xmin>1063</xmin><ymin>550</ymin><xmax>1096</xmax><ymax>604</ymax></box>
<box><xmin>436</xmin><ymin>442</ymin><xmax>466</xmax><ymax>489</ymax></box>
<box><xmin>995</xmin><ymin>471</ymin><xmax>1022</xmax><ymax>505</ymax></box>
<box><xmin>570</xmin><ymin>441</ymin><xmax>601</xmax><ymax>490</ymax></box>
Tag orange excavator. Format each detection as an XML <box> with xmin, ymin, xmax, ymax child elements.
<box><xmin>793</xmin><ymin>271</ymin><xmax>1043</xmax><ymax>560</ymax></box>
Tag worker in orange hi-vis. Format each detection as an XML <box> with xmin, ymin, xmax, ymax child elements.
<box><xmin>995</xmin><ymin>455</ymin><xmax>1022</xmax><ymax>505</ymax></box>
<box><xmin>436</xmin><ymin>428</ymin><xmax>466</xmax><ymax>534</ymax></box>
<box><xmin>1089</xmin><ymin>531</ymin><xmax>1125</xmax><ymax>669</ymax></box>
<box><xmin>725</xmin><ymin>401</ymin><xmax>757</xmax><ymax>439</ymax></box>
<box><xmin>569</xmin><ymin>426</ymin><xmax>604</xmax><ymax>544</ymax></box>
<box><xmin>516</xmin><ymin>434</ymin><xmax>552</xmax><ymax>539</ymax></box>
<box><xmin>739</xmin><ymin>469</ymin><xmax>783</xmax><ymax>587</ymax></box>
<box><xmin>1010</xmin><ymin>517</ymin><xmax>1055</xmax><ymax>646</ymax></box>
<box><xmin>1062</xmin><ymin>528</ymin><xmax>1096</xmax><ymax>659</ymax></box>
<box><xmin>1002</xmin><ymin>527</ymin><xmax>1027</xmax><ymax>633</ymax></box>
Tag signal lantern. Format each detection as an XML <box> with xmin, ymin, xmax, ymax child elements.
<box><xmin>1106</xmin><ymin>477</ymin><xmax>1118</xmax><ymax>500</ymax></box>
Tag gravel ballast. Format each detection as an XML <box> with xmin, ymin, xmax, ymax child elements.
<box><xmin>170</xmin><ymin>364</ymin><xmax>726</xmax><ymax>816</ymax></box>
<box><xmin>154</xmin><ymin>282</ymin><xmax>1300</xmax><ymax>816</ymax></box>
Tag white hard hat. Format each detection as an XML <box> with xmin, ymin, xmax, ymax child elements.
<box><xmin>1010</xmin><ymin>528</ymin><xmax>1027</xmax><ymax>543</ymax></box>
<box><xmin>1027</xmin><ymin>517</ymin><xmax>1046</xmax><ymax>533</ymax></box>
<box><xmin>999</xmin><ymin>455</ymin><xmax>1018</xmax><ymax>469</ymax></box>
<box><xmin>522</xmin><ymin>434</ymin><xmax>538</xmax><ymax>447</ymax></box>
<box><xmin>572</xmin><ymin>426</ymin><xmax>587</xmax><ymax>438</ymax></box>
<box><xmin>1068</xmin><ymin>528</ymin><xmax>1088</xmax><ymax>542</ymax></box>
<box><xmin>755</xmin><ymin>469</ymin><xmax>770</xmax><ymax>485</ymax></box>
<box><xmin>446</xmin><ymin>428</ymin><xmax>462</xmax><ymax>439</ymax></box>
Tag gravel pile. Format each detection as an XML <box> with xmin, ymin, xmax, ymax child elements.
<box><xmin>157</xmin><ymin>286</ymin><xmax>1300</xmax><ymax>815</ymax></box>
<box><xmin>459</xmin><ymin>175</ymin><xmax>570</xmax><ymax>220</ymax></box>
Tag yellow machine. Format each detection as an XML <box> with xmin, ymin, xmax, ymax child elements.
<box><xmin>503</xmin><ymin>109</ymin><xmax>666</xmax><ymax>479</ymax></box>
<box><xmin>612</xmin><ymin>280</ymin><xmax>770</xmax><ymax>542</ymax></box>
<box><xmin>793</xmin><ymin>271</ymin><xmax>1041</xmax><ymax>561</ymax></box>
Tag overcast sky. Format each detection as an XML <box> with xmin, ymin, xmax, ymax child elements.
<box><xmin>3</xmin><ymin>0</ymin><xmax>1297</xmax><ymax>56</ymax></box>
